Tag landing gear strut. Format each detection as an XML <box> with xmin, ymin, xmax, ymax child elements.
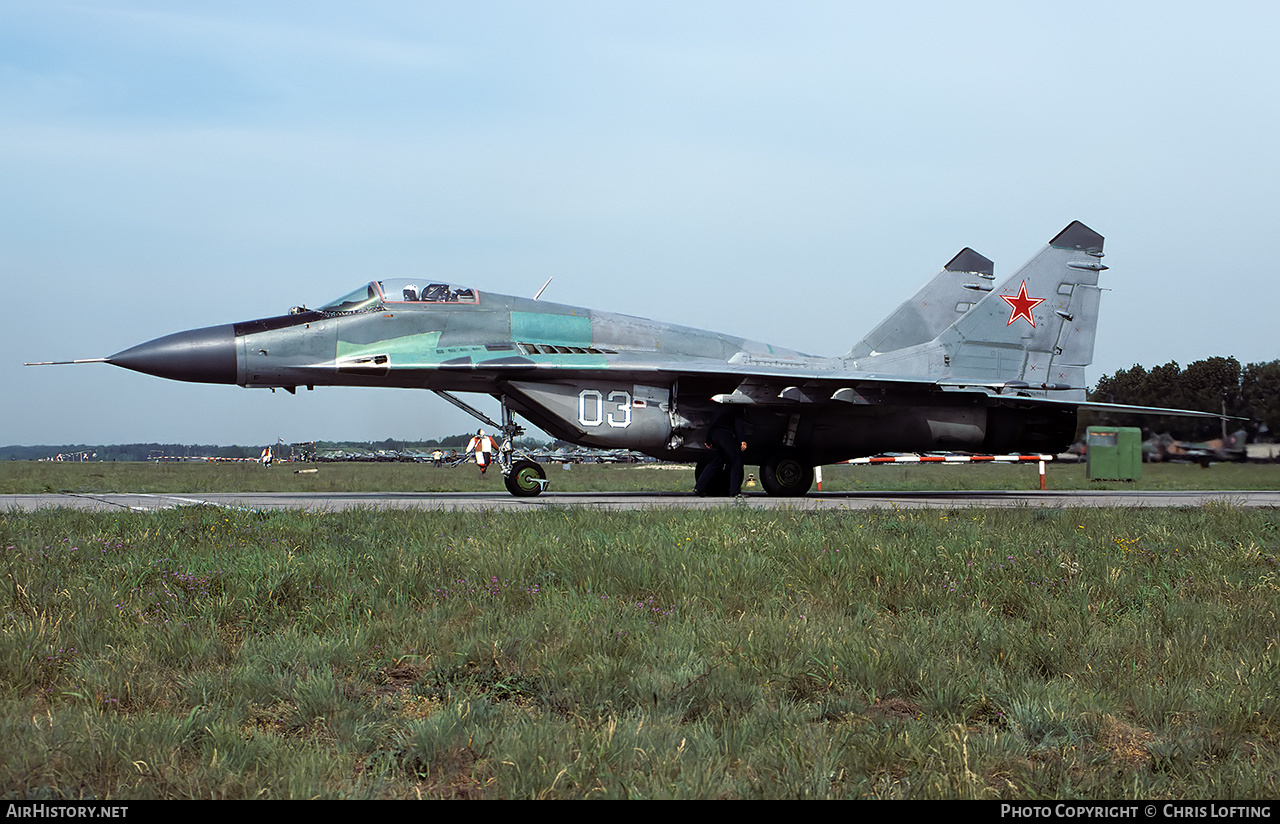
<box><xmin>433</xmin><ymin>391</ymin><xmax>549</xmax><ymax>497</ymax></box>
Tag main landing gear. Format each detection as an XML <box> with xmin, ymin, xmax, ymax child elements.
<box><xmin>693</xmin><ymin>458</ymin><xmax>732</xmax><ymax>497</ymax></box>
<box><xmin>433</xmin><ymin>391</ymin><xmax>549</xmax><ymax>497</ymax></box>
<box><xmin>759</xmin><ymin>449</ymin><xmax>814</xmax><ymax>497</ymax></box>
<box><xmin>696</xmin><ymin>449</ymin><xmax>816</xmax><ymax>497</ymax></box>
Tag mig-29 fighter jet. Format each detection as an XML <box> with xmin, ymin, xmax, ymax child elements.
<box><xmin>28</xmin><ymin>221</ymin><xmax>1225</xmax><ymax>496</ymax></box>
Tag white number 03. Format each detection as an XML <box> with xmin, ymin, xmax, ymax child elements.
<box><xmin>578</xmin><ymin>389</ymin><xmax>631</xmax><ymax>428</ymax></box>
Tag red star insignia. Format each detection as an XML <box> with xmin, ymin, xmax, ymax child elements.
<box><xmin>1000</xmin><ymin>280</ymin><xmax>1045</xmax><ymax>327</ymax></box>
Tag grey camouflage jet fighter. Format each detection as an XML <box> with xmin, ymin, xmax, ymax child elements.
<box><xmin>29</xmin><ymin>221</ymin><xmax>1226</xmax><ymax>496</ymax></box>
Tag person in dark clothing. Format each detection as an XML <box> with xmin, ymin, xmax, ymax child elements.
<box><xmin>695</xmin><ymin>405</ymin><xmax>748</xmax><ymax>496</ymax></box>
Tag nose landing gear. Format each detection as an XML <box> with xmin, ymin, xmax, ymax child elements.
<box><xmin>433</xmin><ymin>390</ymin><xmax>549</xmax><ymax>497</ymax></box>
<box><xmin>505</xmin><ymin>459</ymin><xmax>548</xmax><ymax>496</ymax></box>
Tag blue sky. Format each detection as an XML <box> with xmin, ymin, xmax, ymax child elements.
<box><xmin>5</xmin><ymin>1</ymin><xmax>1278</xmax><ymax>446</ymax></box>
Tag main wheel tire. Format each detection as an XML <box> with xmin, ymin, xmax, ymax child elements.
<box><xmin>505</xmin><ymin>459</ymin><xmax>547</xmax><ymax>497</ymax></box>
<box><xmin>761</xmin><ymin>451</ymin><xmax>814</xmax><ymax>497</ymax></box>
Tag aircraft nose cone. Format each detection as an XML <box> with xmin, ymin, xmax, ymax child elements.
<box><xmin>108</xmin><ymin>324</ymin><xmax>237</xmax><ymax>384</ymax></box>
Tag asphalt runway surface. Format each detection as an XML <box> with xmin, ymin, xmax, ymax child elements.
<box><xmin>4</xmin><ymin>490</ymin><xmax>1279</xmax><ymax>512</ymax></box>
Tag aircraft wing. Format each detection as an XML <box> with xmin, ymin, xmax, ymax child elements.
<box><xmin>430</xmin><ymin>350</ymin><xmax>1227</xmax><ymax>420</ymax></box>
<box><xmin>668</xmin><ymin>363</ymin><xmax>1230</xmax><ymax>420</ymax></box>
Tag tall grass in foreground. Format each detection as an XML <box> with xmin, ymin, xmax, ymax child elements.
<box><xmin>2</xmin><ymin>504</ymin><xmax>1278</xmax><ymax>798</ymax></box>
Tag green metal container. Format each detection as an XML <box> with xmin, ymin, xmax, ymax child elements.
<box><xmin>1086</xmin><ymin>426</ymin><xmax>1143</xmax><ymax>481</ymax></box>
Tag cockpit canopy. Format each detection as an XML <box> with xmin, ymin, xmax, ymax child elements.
<box><xmin>319</xmin><ymin>279</ymin><xmax>479</xmax><ymax>314</ymax></box>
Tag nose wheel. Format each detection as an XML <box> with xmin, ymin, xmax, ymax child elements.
<box><xmin>505</xmin><ymin>459</ymin><xmax>548</xmax><ymax>497</ymax></box>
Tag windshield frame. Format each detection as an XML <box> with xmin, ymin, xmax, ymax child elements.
<box><xmin>318</xmin><ymin>283</ymin><xmax>382</xmax><ymax>314</ymax></box>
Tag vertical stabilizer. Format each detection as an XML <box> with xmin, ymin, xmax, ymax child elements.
<box><xmin>856</xmin><ymin>222</ymin><xmax>1106</xmax><ymax>400</ymax></box>
<box><xmin>846</xmin><ymin>248</ymin><xmax>995</xmax><ymax>359</ymax></box>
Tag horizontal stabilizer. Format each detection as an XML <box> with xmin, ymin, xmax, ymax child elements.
<box><xmin>1012</xmin><ymin>396</ymin><xmax>1243</xmax><ymax>421</ymax></box>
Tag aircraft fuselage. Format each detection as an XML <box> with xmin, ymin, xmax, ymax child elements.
<box><xmin>106</xmin><ymin>286</ymin><xmax>1076</xmax><ymax>469</ymax></box>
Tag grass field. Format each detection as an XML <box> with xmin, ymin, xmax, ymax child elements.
<box><xmin>2</xmin><ymin>461</ymin><xmax>1278</xmax><ymax>799</ymax></box>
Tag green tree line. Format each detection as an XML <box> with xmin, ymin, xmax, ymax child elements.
<box><xmin>0</xmin><ymin>443</ymin><xmax>262</xmax><ymax>461</ymax></box>
<box><xmin>1086</xmin><ymin>356</ymin><xmax>1280</xmax><ymax>441</ymax></box>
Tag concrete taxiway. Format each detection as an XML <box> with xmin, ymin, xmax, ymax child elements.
<box><xmin>3</xmin><ymin>490</ymin><xmax>1278</xmax><ymax>512</ymax></box>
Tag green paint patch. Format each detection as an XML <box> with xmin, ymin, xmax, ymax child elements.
<box><xmin>337</xmin><ymin>331</ymin><xmax>443</xmax><ymax>365</ymax></box>
<box><xmin>511</xmin><ymin>311</ymin><xmax>592</xmax><ymax>346</ymax></box>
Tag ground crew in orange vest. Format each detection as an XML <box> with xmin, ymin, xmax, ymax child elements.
<box><xmin>467</xmin><ymin>430</ymin><xmax>496</xmax><ymax>474</ymax></box>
